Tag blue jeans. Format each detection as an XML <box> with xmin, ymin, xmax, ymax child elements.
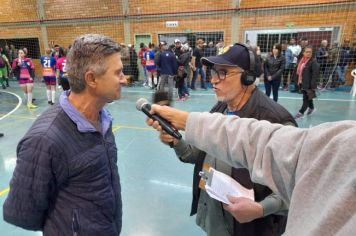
<box><xmin>178</xmin><ymin>80</ymin><xmax>189</xmax><ymax>98</ymax></box>
<box><xmin>336</xmin><ymin>65</ymin><xmax>347</xmax><ymax>82</ymax></box>
<box><xmin>191</xmin><ymin>66</ymin><xmax>206</xmax><ymax>89</ymax></box>
<box><xmin>264</xmin><ymin>79</ymin><xmax>281</xmax><ymax>102</ymax></box>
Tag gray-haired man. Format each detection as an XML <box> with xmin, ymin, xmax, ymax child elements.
<box><xmin>3</xmin><ymin>34</ymin><xmax>126</xmax><ymax>235</ymax></box>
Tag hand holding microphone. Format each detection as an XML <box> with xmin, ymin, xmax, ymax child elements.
<box><xmin>136</xmin><ymin>98</ymin><xmax>182</xmax><ymax>140</ymax></box>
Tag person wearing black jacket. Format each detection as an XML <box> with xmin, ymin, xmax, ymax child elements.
<box><xmin>177</xmin><ymin>45</ymin><xmax>191</xmax><ymax>97</ymax></box>
<box><xmin>294</xmin><ymin>46</ymin><xmax>320</xmax><ymax>119</ymax></box>
<box><xmin>128</xmin><ymin>44</ymin><xmax>139</xmax><ymax>81</ymax></box>
<box><xmin>316</xmin><ymin>40</ymin><xmax>329</xmax><ymax>86</ymax></box>
<box><xmin>264</xmin><ymin>44</ymin><xmax>285</xmax><ymax>102</ymax></box>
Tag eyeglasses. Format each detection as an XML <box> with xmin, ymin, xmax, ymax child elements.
<box><xmin>211</xmin><ymin>68</ymin><xmax>242</xmax><ymax>80</ymax></box>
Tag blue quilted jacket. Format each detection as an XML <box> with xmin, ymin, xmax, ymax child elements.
<box><xmin>3</xmin><ymin>104</ymin><xmax>122</xmax><ymax>236</ymax></box>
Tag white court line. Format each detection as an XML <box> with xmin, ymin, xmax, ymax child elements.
<box><xmin>149</xmin><ymin>179</ymin><xmax>191</xmax><ymax>192</ymax></box>
<box><xmin>0</xmin><ymin>91</ymin><xmax>22</xmax><ymax>121</ymax></box>
<box><xmin>124</xmin><ymin>89</ymin><xmax>356</xmax><ymax>102</ymax></box>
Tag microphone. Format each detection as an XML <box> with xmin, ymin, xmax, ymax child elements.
<box><xmin>136</xmin><ymin>98</ymin><xmax>182</xmax><ymax>140</ymax></box>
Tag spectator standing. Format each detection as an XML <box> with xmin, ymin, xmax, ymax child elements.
<box><xmin>288</xmin><ymin>38</ymin><xmax>301</xmax><ymax>91</ymax></box>
<box><xmin>294</xmin><ymin>46</ymin><xmax>319</xmax><ymax>119</ymax></box>
<box><xmin>175</xmin><ymin>66</ymin><xmax>189</xmax><ymax>101</ymax></box>
<box><xmin>191</xmin><ymin>39</ymin><xmax>207</xmax><ymax>90</ymax></box>
<box><xmin>177</xmin><ymin>44</ymin><xmax>191</xmax><ymax>97</ymax></box>
<box><xmin>316</xmin><ymin>40</ymin><xmax>329</xmax><ymax>87</ymax></box>
<box><xmin>327</xmin><ymin>41</ymin><xmax>339</xmax><ymax>87</ymax></box>
<box><xmin>174</xmin><ymin>39</ymin><xmax>182</xmax><ymax>58</ymax></box>
<box><xmin>156</xmin><ymin>42</ymin><xmax>178</xmax><ymax>99</ymax></box>
<box><xmin>264</xmin><ymin>44</ymin><xmax>285</xmax><ymax>102</ymax></box>
<box><xmin>204</xmin><ymin>41</ymin><xmax>217</xmax><ymax>85</ymax></box>
<box><xmin>128</xmin><ymin>44</ymin><xmax>139</xmax><ymax>81</ymax></box>
<box><xmin>336</xmin><ymin>40</ymin><xmax>351</xmax><ymax>85</ymax></box>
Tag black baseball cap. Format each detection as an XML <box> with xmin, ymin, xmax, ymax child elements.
<box><xmin>201</xmin><ymin>44</ymin><xmax>250</xmax><ymax>71</ymax></box>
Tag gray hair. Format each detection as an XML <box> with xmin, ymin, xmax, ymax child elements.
<box><xmin>66</xmin><ymin>34</ymin><xmax>121</xmax><ymax>93</ymax></box>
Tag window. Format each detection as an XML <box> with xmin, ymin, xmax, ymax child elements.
<box><xmin>257</xmin><ymin>33</ymin><xmax>300</xmax><ymax>53</ymax></box>
<box><xmin>257</xmin><ymin>34</ymin><xmax>268</xmax><ymax>52</ymax></box>
<box><xmin>267</xmin><ymin>34</ymin><xmax>279</xmax><ymax>52</ymax></box>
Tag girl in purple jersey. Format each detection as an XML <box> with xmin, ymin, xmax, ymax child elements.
<box><xmin>12</xmin><ymin>49</ymin><xmax>37</xmax><ymax>109</ymax></box>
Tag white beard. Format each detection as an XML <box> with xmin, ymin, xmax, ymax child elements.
<box><xmin>215</xmin><ymin>89</ymin><xmax>240</xmax><ymax>103</ymax></box>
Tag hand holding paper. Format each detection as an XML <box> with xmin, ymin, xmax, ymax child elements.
<box><xmin>200</xmin><ymin>167</ymin><xmax>264</xmax><ymax>223</ymax></box>
<box><xmin>223</xmin><ymin>196</ymin><xmax>264</xmax><ymax>223</ymax></box>
<box><xmin>201</xmin><ymin>167</ymin><xmax>254</xmax><ymax>204</ymax></box>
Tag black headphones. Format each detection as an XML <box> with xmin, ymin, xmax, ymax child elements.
<box><xmin>234</xmin><ymin>43</ymin><xmax>257</xmax><ymax>86</ymax></box>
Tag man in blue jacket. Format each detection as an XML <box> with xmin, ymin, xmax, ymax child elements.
<box><xmin>156</xmin><ymin>42</ymin><xmax>178</xmax><ymax>99</ymax></box>
<box><xmin>3</xmin><ymin>34</ymin><xmax>127</xmax><ymax>236</ymax></box>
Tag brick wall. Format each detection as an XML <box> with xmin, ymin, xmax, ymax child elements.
<box><xmin>44</xmin><ymin>0</ymin><xmax>123</xmax><ymax>20</ymax></box>
<box><xmin>129</xmin><ymin>0</ymin><xmax>232</xmax><ymax>15</ymax></box>
<box><xmin>0</xmin><ymin>0</ymin><xmax>37</xmax><ymax>23</ymax></box>
<box><xmin>46</xmin><ymin>23</ymin><xmax>124</xmax><ymax>48</ymax></box>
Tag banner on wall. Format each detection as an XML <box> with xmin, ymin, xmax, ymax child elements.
<box><xmin>166</xmin><ymin>21</ymin><xmax>178</xmax><ymax>28</ymax></box>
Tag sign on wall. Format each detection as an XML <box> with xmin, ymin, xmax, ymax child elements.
<box><xmin>166</xmin><ymin>21</ymin><xmax>178</xmax><ymax>28</ymax></box>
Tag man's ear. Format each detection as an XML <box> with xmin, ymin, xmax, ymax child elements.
<box><xmin>84</xmin><ymin>71</ymin><xmax>97</xmax><ymax>88</ymax></box>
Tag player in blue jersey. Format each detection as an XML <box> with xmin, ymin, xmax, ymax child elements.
<box><xmin>40</xmin><ymin>49</ymin><xmax>57</xmax><ymax>105</ymax></box>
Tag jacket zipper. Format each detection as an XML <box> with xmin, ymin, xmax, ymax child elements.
<box><xmin>102</xmin><ymin>135</ymin><xmax>117</xmax><ymax>216</ymax></box>
<box><xmin>72</xmin><ymin>209</ymin><xmax>79</xmax><ymax>236</ymax></box>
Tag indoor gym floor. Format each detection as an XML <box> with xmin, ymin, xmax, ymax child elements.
<box><xmin>0</xmin><ymin>80</ymin><xmax>355</xmax><ymax>236</ymax></box>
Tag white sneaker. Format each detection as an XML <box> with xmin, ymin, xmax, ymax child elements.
<box><xmin>294</xmin><ymin>112</ymin><xmax>304</xmax><ymax>119</ymax></box>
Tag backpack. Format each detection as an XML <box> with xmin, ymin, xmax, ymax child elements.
<box><xmin>0</xmin><ymin>56</ymin><xmax>5</xmax><ymax>68</ymax></box>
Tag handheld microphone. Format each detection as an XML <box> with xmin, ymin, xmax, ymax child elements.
<box><xmin>136</xmin><ymin>98</ymin><xmax>182</xmax><ymax>140</ymax></box>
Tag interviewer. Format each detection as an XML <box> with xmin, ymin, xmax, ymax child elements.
<box><xmin>146</xmin><ymin>104</ymin><xmax>356</xmax><ymax>235</ymax></box>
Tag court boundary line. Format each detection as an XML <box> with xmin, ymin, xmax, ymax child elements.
<box><xmin>0</xmin><ymin>91</ymin><xmax>22</xmax><ymax>121</ymax></box>
<box><xmin>112</xmin><ymin>124</ymin><xmax>153</xmax><ymax>132</ymax></box>
<box><xmin>0</xmin><ymin>187</ymin><xmax>10</xmax><ymax>197</ymax></box>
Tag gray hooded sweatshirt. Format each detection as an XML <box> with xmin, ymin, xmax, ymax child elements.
<box><xmin>185</xmin><ymin>112</ymin><xmax>356</xmax><ymax>236</ymax></box>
